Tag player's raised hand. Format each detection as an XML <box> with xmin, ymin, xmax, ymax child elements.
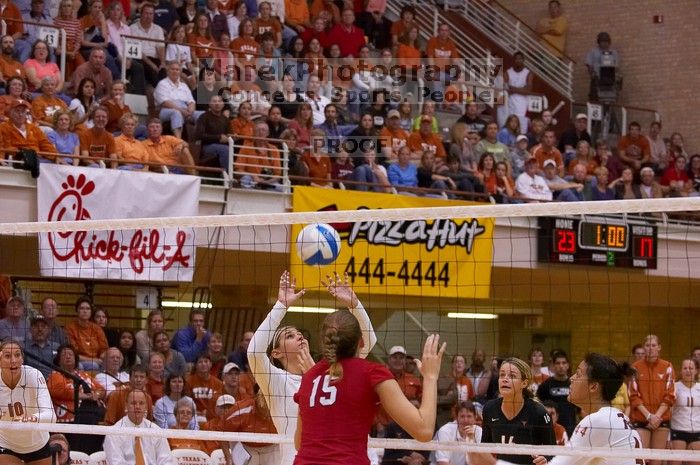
<box><xmin>297</xmin><ymin>344</ymin><xmax>316</xmax><ymax>374</ymax></box>
<box><xmin>414</xmin><ymin>334</ymin><xmax>446</xmax><ymax>380</ymax></box>
<box><xmin>278</xmin><ymin>271</ymin><xmax>305</xmax><ymax>307</ymax></box>
<box><xmin>322</xmin><ymin>272</ymin><xmax>359</xmax><ymax>308</ymax></box>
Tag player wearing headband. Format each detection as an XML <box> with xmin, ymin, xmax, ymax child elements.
<box><xmin>248</xmin><ymin>271</ymin><xmax>377</xmax><ymax>465</ymax></box>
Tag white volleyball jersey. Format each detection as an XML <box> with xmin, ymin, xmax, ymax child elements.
<box><xmin>0</xmin><ymin>366</ymin><xmax>56</xmax><ymax>453</ymax></box>
<box><xmin>496</xmin><ymin>407</ymin><xmax>642</xmax><ymax>465</ymax></box>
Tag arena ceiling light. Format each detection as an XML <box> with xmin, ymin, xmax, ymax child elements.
<box><xmin>288</xmin><ymin>306</ymin><xmax>336</xmax><ymax>314</ymax></box>
<box><xmin>161</xmin><ymin>301</ymin><xmax>213</xmax><ymax>309</ymax></box>
<box><xmin>446</xmin><ymin>312</ymin><xmax>499</xmax><ymax>319</ymax></box>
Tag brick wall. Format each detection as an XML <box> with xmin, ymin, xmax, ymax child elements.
<box><xmin>504</xmin><ymin>0</ymin><xmax>700</xmax><ymax>153</ymax></box>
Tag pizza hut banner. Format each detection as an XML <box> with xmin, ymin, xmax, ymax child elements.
<box><xmin>38</xmin><ymin>165</ymin><xmax>200</xmax><ymax>281</ymax></box>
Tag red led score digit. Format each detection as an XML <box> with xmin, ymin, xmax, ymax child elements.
<box><xmin>555</xmin><ymin>229</ymin><xmax>576</xmax><ymax>253</ymax></box>
<box><xmin>635</xmin><ymin>236</ymin><xmax>654</xmax><ymax>258</ymax></box>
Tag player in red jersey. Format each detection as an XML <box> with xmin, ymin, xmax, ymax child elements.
<box><xmin>293</xmin><ymin>309</ymin><xmax>446</xmax><ymax>465</ymax></box>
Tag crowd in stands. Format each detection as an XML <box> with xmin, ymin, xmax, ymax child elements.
<box><xmin>0</xmin><ymin>0</ymin><xmax>695</xmax><ymax>200</ymax></box>
<box><xmin>1</xmin><ymin>293</ymin><xmax>699</xmax><ymax>464</ymax></box>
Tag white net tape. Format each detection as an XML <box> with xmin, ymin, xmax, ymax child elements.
<box><xmin>3</xmin><ymin>422</ymin><xmax>699</xmax><ymax>461</ymax></box>
<box><xmin>1</xmin><ymin>198</ymin><xmax>699</xmax><ymax>234</ymax></box>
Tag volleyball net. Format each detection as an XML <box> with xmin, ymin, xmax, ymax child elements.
<box><xmin>0</xmin><ymin>190</ymin><xmax>699</xmax><ymax>463</ymax></box>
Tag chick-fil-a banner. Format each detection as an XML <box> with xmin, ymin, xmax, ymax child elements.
<box><xmin>38</xmin><ymin>165</ymin><xmax>199</xmax><ymax>281</ymax></box>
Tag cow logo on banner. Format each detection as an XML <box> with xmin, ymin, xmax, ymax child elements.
<box><xmin>38</xmin><ymin>166</ymin><xmax>200</xmax><ymax>281</ymax></box>
<box><xmin>291</xmin><ymin>187</ymin><xmax>495</xmax><ymax>298</ymax></box>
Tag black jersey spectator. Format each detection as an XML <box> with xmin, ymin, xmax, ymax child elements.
<box><xmin>536</xmin><ymin>350</ymin><xmax>578</xmax><ymax>436</ymax></box>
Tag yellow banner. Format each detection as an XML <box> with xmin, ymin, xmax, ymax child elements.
<box><xmin>290</xmin><ymin>187</ymin><xmax>494</xmax><ymax>298</ymax></box>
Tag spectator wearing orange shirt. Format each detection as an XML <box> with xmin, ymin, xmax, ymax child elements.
<box><xmin>65</xmin><ymin>297</ymin><xmax>108</xmax><ymax>371</ymax></box>
<box><xmin>425</xmin><ymin>23</ymin><xmax>460</xmax><ymax>97</ymax></box>
<box><xmin>379</xmin><ymin>110</ymin><xmax>410</xmax><ymax>163</ymax></box>
<box><xmin>189</xmin><ymin>12</ymin><xmax>216</xmax><ymax>63</ymax></box>
<box><xmin>618</xmin><ymin>121</ymin><xmax>651</xmax><ymax>171</ymax></box>
<box><xmin>531</xmin><ymin>128</ymin><xmax>563</xmax><ymax>176</ymax></box>
<box><xmin>47</xmin><ymin>344</ymin><xmax>106</xmax><ymax>422</ymax></box>
<box><xmin>31</xmin><ymin>77</ymin><xmax>68</xmax><ymax>131</ymax></box>
<box><xmin>230</xmin><ymin>18</ymin><xmax>260</xmax><ymax>72</ymax></box>
<box><xmin>310</xmin><ymin>0</ymin><xmax>340</xmax><ymax>25</ymax></box>
<box><xmin>142</xmin><ymin>118</ymin><xmax>196</xmax><ymax>175</ymax></box>
<box><xmin>0</xmin><ymin>99</ymin><xmax>57</xmax><ymax>160</ymax></box>
<box><xmin>236</xmin><ymin>120</ymin><xmax>283</xmax><ymax>190</ymax></box>
<box><xmin>301</xmin><ymin>128</ymin><xmax>332</xmax><ymax>187</ymax></box>
<box><xmin>254</xmin><ymin>2</ymin><xmax>283</xmax><ymax>48</ymax></box>
<box><xmin>375</xmin><ymin>345</ymin><xmax>422</xmax><ymax>430</ymax></box>
<box><xmin>79</xmin><ymin>106</ymin><xmax>117</xmax><ymax>167</ymax></box>
<box><xmin>104</xmin><ymin>365</ymin><xmax>154</xmax><ymax>425</ymax></box>
<box><xmin>0</xmin><ymin>35</ymin><xmax>27</xmax><ymax>86</ymax></box>
<box><xmin>408</xmin><ymin>114</ymin><xmax>446</xmax><ymax>161</ymax></box>
<box><xmin>186</xmin><ymin>353</ymin><xmax>225</xmax><ymax>422</ymax></box>
<box><xmin>437</xmin><ymin>353</ymin><xmax>475</xmax><ymax>426</ymax></box>
<box><xmin>629</xmin><ymin>334</ymin><xmax>676</xmax><ymax>465</ymax></box>
<box><xmin>391</xmin><ymin>5</ymin><xmax>418</xmax><ymax>45</ymax></box>
<box><xmin>114</xmin><ymin>113</ymin><xmax>148</xmax><ymax>169</ymax></box>
<box><xmin>146</xmin><ymin>352</ymin><xmax>166</xmax><ymax>402</ymax></box>
<box><xmin>284</xmin><ymin>0</ymin><xmax>311</xmax><ymax>43</ymax></box>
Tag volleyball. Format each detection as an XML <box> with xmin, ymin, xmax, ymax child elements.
<box><xmin>296</xmin><ymin>223</ymin><xmax>341</xmax><ymax>266</ymax></box>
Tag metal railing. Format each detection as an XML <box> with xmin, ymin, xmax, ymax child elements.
<box><xmin>1</xmin><ymin>148</ymin><xmax>230</xmax><ymax>186</ymax></box>
<box><xmin>410</xmin><ymin>0</ymin><xmax>575</xmax><ymax>100</ymax></box>
<box><xmin>386</xmin><ymin>0</ymin><xmax>494</xmax><ymax>90</ymax></box>
<box><xmin>227</xmin><ymin>136</ymin><xmax>291</xmax><ymax>193</ymax></box>
<box><xmin>572</xmin><ymin>101</ymin><xmax>661</xmax><ymax>142</ymax></box>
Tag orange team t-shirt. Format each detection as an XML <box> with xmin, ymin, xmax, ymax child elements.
<box><xmin>0</xmin><ymin>3</ymin><xmax>24</xmax><ymax>37</ymax></box>
<box><xmin>426</xmin><ymin>37</ymin><xmax>459</xmax><ymax>69</ymax></box>
<box><xmin>379</xmin><ymin>126</ymin><xmax>409</xmax><ymax>158</ymax></box>
<box><xmin>397</xmin><ymin>43</ymin><xmax>422</xmax><ymax>70</ymax></box>
<box><xmin>302</xmin><ymin>151</ymin><xmax>332</xmax><ymax>181</ymax></box>
<box><xmin>230</xmin><ymin>117</ymin><xmax>254</xmax><ymax>140</ymax></box>
<box><xmin>230</xmin><ymin>37</ymin><xmax>260</xmax><ymax>68</ymax></box>
<box><xmin>408</xmin><ymin>131</ymin><xmax>447</xmax><ymax>159</ymax></box>
<box><xmin>215</xmin><ymin>397</ymin><xmax>278</xmax><ymax>447</ymax></box>
<box><xmin>65</xmin><ymin>320</ymin><xmax>108</xmax><ymax>359</ymax></box>
<box><xmin>114</xmin><ymin>134</ymin><xmax>149</xmax><ymax>164</ymax></box>
<box><xmin>253</xmin><ymin>17</ymin><xmax>282</xmax><ymax>39</ymax></box>
<box><xmin>310</xmin><ymin>0</ymin><xmax>339</xmax><ymax>23</ymax></box>
<box><xmin>0</xmin><ymin>55</ymin><xmax>26</xmax><ymax>81</ymax></box>
<box><xmin>143</xmin><ymin>135</ymin><xmax>183</xmax><ymax>166</ymax></box>
<box><xmin>567</xmin><ymin>158</ymin><xmax>599</xmax><ymax>176</ymax></box>
<box><xmin>79</xmin><ymin>128</ymin><xmax>116</xmax><ymax>160</ymax></box>
<box><xmin>285</xmin><ymin>0</ymin><xmax>310</xmax><ymax>25</ymax></box>
<box><xmin>618</xmin><ymin>135</ymin><xmax>651</xmax><ymax>162</ymax></box>
<box><xmin>391</xmin><ymin>19</ymin><xmax>417</xmax><ymax>39</ymax></box>
<box><xmin>531</xmin><ymin>144</ymin><xmax>563</xmax><ymax>170</ymax></box>
<box><xmin>102</xmin><ymin>100</ymin><xmax>132</xmax><ymax>133</ymax></box>
<box><xmin>31</xmin><ymin>95</ymin><xmax>67</xmax><ymax>125</ymax></box>
<box><xmin>0</xmin><ymin>121</ymin><xmax>57</xmax><ymax>157</ymax></box>
<box><xmin>186</xmin><ymin>373</ymin><xmax>225</xmax><ymax>420</ymax></box>
<box><xmin>188</xmin><ymin>33</ymin><xmax>215</xmax><ymax>59</ymax></box>
<box><xmin>236</xmin><ymin>144</ymin><xmax>281</xmax><ymax>175</ymax></box>
<box><xmin>104</xmin><ymin>388</ymin><xmax>154</xmax><ymax>425</ymax></box>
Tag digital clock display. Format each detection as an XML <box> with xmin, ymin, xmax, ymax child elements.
<box><xmin>538</xmin><ymin>217</ymin><xmax>657</xmax><ymax>269</ymax></box>
<box><xmin>578</xmin><ymin>222</ymin><xmax>629</xmax><ymax>251</ymax></box>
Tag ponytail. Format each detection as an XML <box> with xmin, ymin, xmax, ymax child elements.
<box><xmin>323</xmin><ymin>325</ymin><xmax>343</xmax><ymax>380</ymax></box>
<box><xmin>320</xmin><ymin>310</ymin><xmax>362</xmax><ymax>382</ymax></box>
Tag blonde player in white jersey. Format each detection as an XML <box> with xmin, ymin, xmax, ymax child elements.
<box><xmin>669</xmin><ymin>358</ymin><xmax>700</xmax><ymax>465</ymax></box>
<box><xmin>0</xmin><ymin>340</ymin><xmax>57</xmax><ymax>465</ymax></box>
<box><xmin>470</xmin><ymin>353</ymin><xmax>642</xmax><ymax>465</ymax></box>
<box><xmin>248</xmin><ymin>271</ymin><xmax>377</xmax><ymax>465</ymax></box>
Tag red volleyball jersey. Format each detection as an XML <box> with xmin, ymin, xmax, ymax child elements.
<box><xmin>293</xmin><ymin>358</ymin><xmax>393</xmax><ymax>465</ymax></box>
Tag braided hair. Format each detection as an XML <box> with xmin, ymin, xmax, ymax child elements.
<box><xmin>321</xmin><ymin>310</ymin><xmax>362</xmax><ymax>381</ymax></box>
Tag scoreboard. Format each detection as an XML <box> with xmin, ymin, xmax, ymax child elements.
<box><xmin>537</xmin><ymin>217</ymin><xmax>657</xmax><ymax>269</ymax></box>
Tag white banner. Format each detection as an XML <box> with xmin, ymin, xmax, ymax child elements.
<box><xmin>37</xmin><ymin>166</ymin><xmax>200</xmax><ymax>281</ymax></box>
